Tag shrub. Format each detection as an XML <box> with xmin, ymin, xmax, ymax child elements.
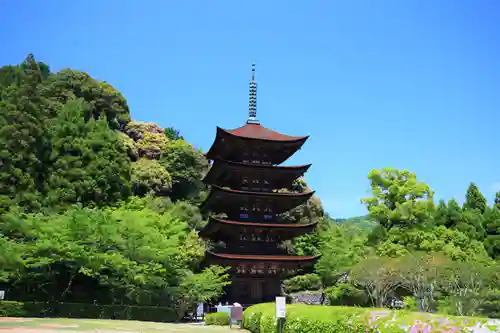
<box><xmin>0</xmin><ymin>301</ymin><xmax>25</xmax><ymax>317</ymax></box>
<box><xmin>324</xmin><ymin>283</ymin><xmax>369</xmax><ymax>307</ymax></box>
<box><xmin>282</xmin><ymin>274</ymin><xmax>322</xmax><ymax>294</ymax></box>
<box><xmin>242</xmin><ymin>303</ymin><xmax>495</xmax><ymax>333</ymax></box>
<box><xmin>0</xmin><ymin>301</ymin><xmax>178</xmax><ymax>322</ymax></box>
<box><xmin>205</xmin><ymin>312</ymin><xmax>230</xmax><ymax>325</ymax></box>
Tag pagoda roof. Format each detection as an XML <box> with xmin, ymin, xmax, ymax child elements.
<box><xmin>199</xmin><ymin>217</ymin><xmax>317</xmax><ymax>239</ymax></box>
<box><xmin>205</xmin><ymin>124</ymin><xmax>309</xmax><ymax>164</ymax></box>
<box><xmin>202</xmin><ymin>159</ymin><xmax>311</xmax><ymax>186</ymax></box>
<box><xmin>208</xmin><ymin>217</ymin><xmax>318</xmax><ymax>229</ymax></box>
<box><xmin>200</xmin><ymin>185</ymin><xmax>315</xmax><ymax>214</ymax></box>
<box><xmin>224</xmin><ymin>123</ymin><xmax>308</xmax><ymax>142</ymax></box>
<box><xmin>206</xmin><ymin>251</ymin><xmax>320</xmax><ymax>262</ymax></box>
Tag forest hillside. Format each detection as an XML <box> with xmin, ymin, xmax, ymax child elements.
<box><xmin>0</xmin><ymin>55</ymin><xmax>499</xmax><ymax>320</ymax></box>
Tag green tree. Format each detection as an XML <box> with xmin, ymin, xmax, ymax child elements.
<box><xmin>131</xmin><ymin>158</ymin><xmax>172</xmax><ymax>196</ymax></box>
<box><xmin>160</xmin><ymin>139</ymin><xmax>208</xmax><ymax>201</ymax></box>
<box><xmin>361</xmin><ymin>168</ymin><xmax>435</xmax><ymax>233</ymax></box>
<box><xmin>315</xmin><ymin>222</ymin><xmax>369</xmax><ymax>286</ymax></box>
<box><xmin>494</xmin><ymin>191</ymin><xmax>500</xmax><ymax>209</ymax></box>
<box><xmin>44</xmin><ymin>99</ymin><xmax>131</xmax><ymax>208</ymax></box>
<box><xmin>41</xmin><ymin>69</ymin><xmax>130</xmax><ymax>130</ymax></box>
<box><xmin>445</xmin><ymin>199</ymin><xmax>463</xmax><ymax>228</ymax></box>
<box><xmin>376</xmin><ymin>225</ymin><xmax>490</xmax><ymax>261</ymax></box>
<box><xmin>395</xmin><ymin>252</ymin><xmax>449</xmax><ymax>312</ymax></box>
<box><xmin>164</xmin><ymin>126</ymin><xmax>184</xmax><ymax>141</ymax></box>
<box><xmin>463</xmin><ymin>183</ymin><xmax>487</xmax><ymax>213</ymax></box>
<box><xmin>457</xmin><ymin>209</ymin><xmax>485</xmax><ymax>240</ymax></box>
<box><xmin>483</xmin><ymin>206</ymin><xmax>500</xmax><ymax>259</ymax></box>
<box><xmin>434</xmin><ymin>200</ymin><xmax>449</xmax><ymax>227</ymax></box>
<box><xmin>440</xmin><ymin>260</ymin><xmax>496</xmax><ymax>316</ymax></box>
<box><xmin>0</xmin><ymin>54</ymin><xmax>48</xmax><ymax>212</ymax></box>
<box><xmin>350</xmin><ymin>255</ymin><xmax>401</xmax><ymax>307</ymax></box>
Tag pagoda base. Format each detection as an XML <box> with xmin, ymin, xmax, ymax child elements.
<box><xmin>221</xmin><ymin>276</ymin><xmax>282</xmax><ymax>305</ymax></box>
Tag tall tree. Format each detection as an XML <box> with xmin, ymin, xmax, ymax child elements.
<box><xmin>361</xmin><ymin>168</ymin><xmax>435</xmax><ymax>232</ymax></box>
<box><xmin>463</xmin><ymin>182</ymin><xmax>487</xmax><ymax>213</ymax></box>
<box><xmin>44</xmin><ymin>99</ymin><xmax>131</xmax><ymax>208</ymax></box>
<box><xmin>0</xmin><ymin>54</ymin><xmax>48</xmax><ymax>212</ymax></box>
<box><xmin>494</xmin><ymin>191</ymin><xmax>500</xmax><ymax>209</ymax></box>
<box><xmin>159</xmin><ymin>140</ymin><xmax>208</xmax><ymax>201</ymax></box>
<box><xmin>41</xmin><ymin>69</ymin><xmax>131</xmax><ymax>130</ymax></box>
<box><xmin>483</xmin><ymin>206</ymin><xmax>500</xmax><ymax>259</ymax></box>
<box><xmin>164</xmin><ymin>126</ymin><xmax>184</xmax><ymax>141</ymax></box>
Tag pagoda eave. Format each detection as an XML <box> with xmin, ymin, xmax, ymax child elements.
<box><xmin>205</xmin><ymin>126</ymin><xmax>309</xmax><ymax>162</ymax></box>
<box><xmin>206</xmin><ymin>251</ymin><xmax>321</xmax><ymax>263</ymax></box>
<box><xmin>200</xmin><ymin>185</ymin><xmax>315</xmax><ymax>214</ymax></box>
<box><xmin>202</xmin><ymin>159</ymin><xmax>312</xmax><ymax>185</ymax></box>
<box><xmin>199</xmin><ymin>217</ymin><xmax>317</xmax><ymax>239</ymax></box>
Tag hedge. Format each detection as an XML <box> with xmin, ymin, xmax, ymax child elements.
<box><xmin>282</xmin><ymin>274</ymin><xmax>322</xmax><ymax>294</ymax></box>
<box><xmin>0</xmin><ymin>301</ymin><xmax>178</xmax><ymax>322</ymax></box>
<box><xmin>242</xmin><ymin>303</ymin><xmax>500</xmax><ymax>333</ymax></box>
<box><xmin>205</xmin><ymin>312</ymin><xmax>230</xmax><ymax>326</ymax></box>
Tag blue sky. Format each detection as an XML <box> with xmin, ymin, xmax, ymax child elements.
<box><xmin>1</xmin><ymin>0</ymin><xmax>498</xmax><ymax>218</ymax></box>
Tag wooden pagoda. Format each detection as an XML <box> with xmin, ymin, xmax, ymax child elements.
<box><xmin>200</xmin><ymin>64</ymin><xmax>319</xmax><ymax>304</ymax></box>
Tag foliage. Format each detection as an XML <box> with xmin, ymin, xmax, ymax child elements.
<box><xmin>242</xmin><ymin>303</ymin><xmax>496</xmax><ymax>333</ymax></box>
<box><xmin>205</xmin><ymin>312</ymin><xmax>230</xmax><ymax>326</ymax></box>
<box><xmin>174</xmin><ymin>266</ymin><xmax>230</xmax><ymax>319</ymax></box>
<box><xmin>314</xmin><ymin>222</ymin><xmax>369</xmax><ymax>286</ymax></box>
<box><xmin>361</xmin><ymin>168</ymin><xmax>435</xmax><ymax>232</ymax></box>
<box><xmin>0</xmin><ymin>301</ymin><xmax>25</xmax><ymax>317</ymax></box>
<box><xmin>0</xmin><ymin>202</ymin><xmax>225</xmax><ymax>320</ymax></box>
<box><xmin>159</xmin><ymin>139</ymin><xmax>208</xmax><ymax>200</ymax></box>
<box><xmin>131</xmin><ymin>158</ymin><xmax>172</xmax><ymax>196</ymax></box>
<box><xmin>44</xmin><ymin>99</ymin><xmax>131</xmax><ymax>208</ymax></box>
<box><xmin>41</xmin><ymin>68</ymin><xmax>130</xmax><ymax>130</ymax></box>
<box><xmin>350</xmin><ymin>255</ymin><xmax>402</xmax><ymax>307</ymax></box>
<box><xmin>439</xmin><ymin>260</ymin><xmax>498</xmax><ymax>316</ymax></box>
<box><xmin>394</xmin><ymin>252</ymin><xmax>449</xmax><ymax>312</ymax></box>
<box><xmin>282</xmin><ymin>274</ymin><xmax>322</xmax><ymax>294</ymax></box>
<box><xmin>376</xmin><ymin>225</ymin><xmax>490</xmax><ymax>261</ymax></box>
<box><xmin>164</xmin><ymin>126</ymin><xmax>184</xmax><ymax>141</ymax></box>
<box><xmin>0</xmin><ymin>301</ymin><xmax>178</xmax><ymax>322</ymax></box>
<box><xmin>334</xmin><ymin>215</ymin><xmax>377</xmax><ymax>230</ymax></box>
<box><xmin>324</xmin><ymin>283</ymin><xmax>369</xmax><ymax>307</ymax></box>
<box><xmin>464</xmin><ymin>183</ymin><xmax>488</xmax><ymax>214</ymax></box>
<box><xmin>484</xmin><ymin>206</ymin><xmax>500</xmax><ymax>258</ymax></box>
<box><xmin>0</xmin><ymin>54</ymin><xmax>47</xmax><ymax>213</ymax></box>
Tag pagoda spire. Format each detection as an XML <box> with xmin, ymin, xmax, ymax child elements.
<box><xmin>247</xmin><ymin>63</ymin><xmax>259</xmax><ymax>124</ymax></box>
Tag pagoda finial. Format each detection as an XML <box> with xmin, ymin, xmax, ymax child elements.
<box><xmin>247</xmin><ymin>63</ymin><xmax>259</xmax><ymax>124</ymax></box>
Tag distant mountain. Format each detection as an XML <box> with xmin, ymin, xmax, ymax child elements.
<box><xmin>333</xmin><ymin>215</ymin><xmax>377</xmax><ymax>230</ymax></box>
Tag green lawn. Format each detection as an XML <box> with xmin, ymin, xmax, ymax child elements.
<box><xmin>0</xmin><ymin>317</ymin><xmax>246</xmax><ymax>333</ymax></box>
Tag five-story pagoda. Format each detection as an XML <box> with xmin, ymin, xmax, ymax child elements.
<box><xmin>200</xmin><ymin>65</ymin><xmax>319</xmax><ymax>304</ymax></box>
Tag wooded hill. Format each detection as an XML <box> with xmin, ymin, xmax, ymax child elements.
<box><xmin>0</xmin><ymin>55</ymin><xmax>498</xmax><ymax>320</ymax></box>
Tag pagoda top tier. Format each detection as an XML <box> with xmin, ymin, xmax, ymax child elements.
<box><xmin>205</xmin><ymin>124</ymin><xmax>309</xmax><ymax>165</ymax></box>
<box><xmin>205</xmin><ymin>64</ymin><xmax>309</xmax><ymax>165</ymax></box>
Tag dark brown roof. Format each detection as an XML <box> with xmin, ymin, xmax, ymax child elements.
<box><xmin>207</xmin><ymin>251</ymin><xmax>319</xmax><ymax>261</ymax></box>
<box><xmin>222</xmin><ymin>123</ymin><xmax>308</xmax><ymax>142</ymax></box>
<box><xmin>202</xmin><ymin>159</ymin><xmax>311</xmax><ymax>187</ymax></box>
<box><xmin>208</xmin><ymin>217</ymin><xmax>317</xmax><ymax>229</ymax></box>
<box><xmin>208</xmin><ymin>185</ymin><xmax>314</xmax><ymax>197</ymax></box>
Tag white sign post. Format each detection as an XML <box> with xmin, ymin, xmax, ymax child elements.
<box><xmin>275</xmin><ymin>296</ymin><xmax>286</xmax><ymax>333</ymax></box>
<box><xmin>275</xmin><ymin>296</ymin><xmax>286</xmax><ymax>318</ymax></box>
<box><xmin>0</xmin><ymin>291</ymin><xmax>4</xmax><ymax>300</ymax></box>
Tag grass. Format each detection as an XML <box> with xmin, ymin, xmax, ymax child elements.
<box><xmin>0</xmin><ymin>317</ymin><xmax>247</xmax><ymax>333</ymax></box>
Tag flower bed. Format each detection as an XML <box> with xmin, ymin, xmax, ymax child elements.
<box><xmin>242</xmin><ymin>303</ymin><xmax>500</xmax><ymax>333</ymax></box>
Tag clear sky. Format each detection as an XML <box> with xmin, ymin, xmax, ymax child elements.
<box><xmin>1</xmin><ymin>0</ymin><xmax>499</xmax><ymax>218</ymax></box>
